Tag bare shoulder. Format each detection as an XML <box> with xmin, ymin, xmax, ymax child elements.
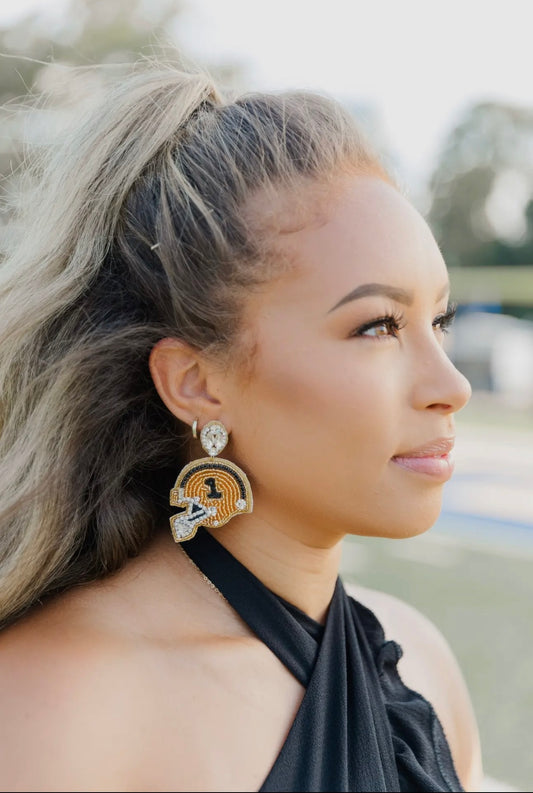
<box><xmin>345</xmin><ymin>581</ymin><xmax>483</xmax><ymax>793</ymax></box>
<box><xmin>0</xmin><ymin>593</ymin><xmax>151</xmax><ymax>792</ymax></box>
<box><xmin>0</xmin><ymin>538</ymin><xmax>286</xmax><ymax>793</ymax></box>
<box><xmin>0</xmin><ymin>540</ymin><xmax>215</xmax><ymax>792</ymax></box>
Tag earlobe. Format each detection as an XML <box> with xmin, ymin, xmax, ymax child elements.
<box><xmin>148</xmin><ymin>338</ymin><xmax>222</xmax><ymax>426</ymax></box>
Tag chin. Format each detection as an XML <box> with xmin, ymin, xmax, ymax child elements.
<box><xmin>388</xmin><ymin>520</ymin><xmax>437</xmax><ymax>540</ymax></box>
<box><xmin>348</xmin><ymin>493</ymin><xmax>444</xmax><ymax>540</ymax></box>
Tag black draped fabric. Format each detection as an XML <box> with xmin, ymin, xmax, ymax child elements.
<box><xmin>182</xmin><ymin>529</ymin><xmax>463</xmax><ymax>793</ymax></box>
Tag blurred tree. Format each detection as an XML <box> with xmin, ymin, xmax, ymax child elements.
<box><xmin>427</xmin><ymin>101</ymin><xmax>533</xmax><ymax>267</ymax></box>
<box><xmin>0</xmin><ymin>0</ymin><xmax>180</xmax><ymax>99</ymax></box>
<box><xmin>0</xmin><ymin>0</ymin><xmax>243</xmax><ymax>188</ymax></box>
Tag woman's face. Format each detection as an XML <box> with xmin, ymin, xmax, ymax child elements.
<box><xmin>223</xmin><ymin>175</ymin><xmax>471</xmax><ymax>547</ymax></box>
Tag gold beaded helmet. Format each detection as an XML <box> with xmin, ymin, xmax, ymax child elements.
<box><xmin>169</xmin><ymin>421</ymin><xmax>253</xmax><ymax>542</ymax></box>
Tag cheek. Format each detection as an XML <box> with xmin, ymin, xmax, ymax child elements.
<box><xmin>229</xmin><ymin>336</ymin><xmax>443</xmax><ymax>541</ymax></box>
<box><xmin>232</xmin><ymin>340</ymin><xmax>400</xmax><ymax>507</ymax></box>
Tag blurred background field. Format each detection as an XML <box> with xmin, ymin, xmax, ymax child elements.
<box><xmin>0</xmin><ymin>0</ymin><xmax>532</xmax><ymax>789</ymax></box>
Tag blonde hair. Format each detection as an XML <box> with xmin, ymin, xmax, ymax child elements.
<box><xmin>0</xmin><ymin>64</ymin><xmax>387</xmax><ymax>628</ymax></box>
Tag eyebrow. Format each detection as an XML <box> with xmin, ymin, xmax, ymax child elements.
<box><xmin>327</xmin><ymin>281</ymin><xmax>450</xmax><ymax>313</ymax></box>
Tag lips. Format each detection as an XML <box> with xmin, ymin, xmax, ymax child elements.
<box><xmin>391</xmin><ymin>437</ymin><xmax>455</xmax><ymax>480</ymax></box>
<box><xmin>393</xmin><ymin>437</ymin><xmax>455</xmax><ymax>458</ymax></box>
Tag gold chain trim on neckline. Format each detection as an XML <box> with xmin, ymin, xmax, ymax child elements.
<box><xmin>177</xmin><ymin>544</ymin><xmax>228</xmax><ymax>603</ymax></box>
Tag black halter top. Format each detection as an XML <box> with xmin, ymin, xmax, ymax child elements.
<box><xmin>182</xmin><ymin>529</ymin><xmax>463</xmax><ymax>793</ymax></box>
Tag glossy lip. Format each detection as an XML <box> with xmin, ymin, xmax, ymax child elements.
<box><xmin>393</xmin><ymin>437</ymin><xmax>455</xmax><ymax>458</ymax></box>
<box><xmin>391</xmin><ymin>437</ymin><xmax>455</xmax><ymax>481</ymax></box>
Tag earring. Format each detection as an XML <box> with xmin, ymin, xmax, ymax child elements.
<box><xmin>169</xmin><ymin>419</ymin><xmax>253</xmax><ymax>543</ymax></box>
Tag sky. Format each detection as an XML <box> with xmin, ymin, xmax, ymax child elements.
<box><xmin>2</xmin><ymin>0</ymin><xmax>533</xmax><ymax>194</ymax></box>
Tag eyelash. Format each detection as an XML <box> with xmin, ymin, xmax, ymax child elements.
<box><xmin>351</xmin><ymin>303</ymin><xmax>457</xmax><ymax>340</ymax></box>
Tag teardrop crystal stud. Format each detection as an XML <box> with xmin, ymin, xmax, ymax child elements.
<box><xmin>200</xmin><ymin>420</ymin><xmax>229</xmax><ymax>457</ymax></box>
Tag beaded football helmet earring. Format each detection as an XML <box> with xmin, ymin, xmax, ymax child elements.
<box><xmin>169</xmin><ymin>419</ymin><xmax>253</xmax><ymax>542</ymax></box>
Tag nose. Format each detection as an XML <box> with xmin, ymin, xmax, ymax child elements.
<box><xmin>411</xmin><ymin>341</ymin><xmax>472</xmax><ymax>414</ymax></box>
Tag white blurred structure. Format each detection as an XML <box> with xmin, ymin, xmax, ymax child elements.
<box><xmin>447</xmin><ymin>312</ymin><xmax>533</xmax><ymax>407</ymax></box>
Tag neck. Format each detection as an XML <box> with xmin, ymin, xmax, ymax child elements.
<box><xmin>208</xmin><ymin>509</ymin><xmax>342</xmax><ymax>624</ymax></box>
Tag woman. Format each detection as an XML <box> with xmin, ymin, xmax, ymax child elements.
<box><xmin>0</xmin><ymin>65</ymin><xmax>482</xmax><ymax>792</ymax></box>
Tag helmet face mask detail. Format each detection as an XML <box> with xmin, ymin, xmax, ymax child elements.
<box><xmin>169</xmin><ymin>458</ymin><xmax>253</xmax><ymax>542</ymax></box>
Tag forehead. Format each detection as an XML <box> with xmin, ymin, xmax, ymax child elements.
<box><xmin>255</xmin><ymin>175</ymin><xmax>447</xmax><ymax>313</ymax></box>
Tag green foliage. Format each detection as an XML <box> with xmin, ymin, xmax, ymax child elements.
<box><xmin>428</xmin><ymin>101</ymin><xmax>533</xmax><ymax>268</ymax></box>
<box><xmin>0</xmin><ymin>0</ymin><xmax>186</xmax><ymax>99</ymax></box>
<box><xmin>0</xmin><ymin>0</ymin><xmax>241</xmax><ymax>187</ymax></box>
<box><xmin>0</xmin><ymin>0</ymin><xmax>179</xmax><ymax>183</ymax></box>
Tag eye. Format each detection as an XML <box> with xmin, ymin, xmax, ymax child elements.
<box><xmin>433</xmin><ymin>303</ymin><xmax>457</xmax><ymax>334</ymax></box>
<box><xmin>351</xmin><ymin>313</ymin><xmax>405</xmax><ymax>339</ymax></box>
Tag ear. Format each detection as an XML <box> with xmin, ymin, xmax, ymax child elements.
<box><xmin>149</xmin><ymin>338</ymin><xmax>226</xmax><ymax>429</ymax></box>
